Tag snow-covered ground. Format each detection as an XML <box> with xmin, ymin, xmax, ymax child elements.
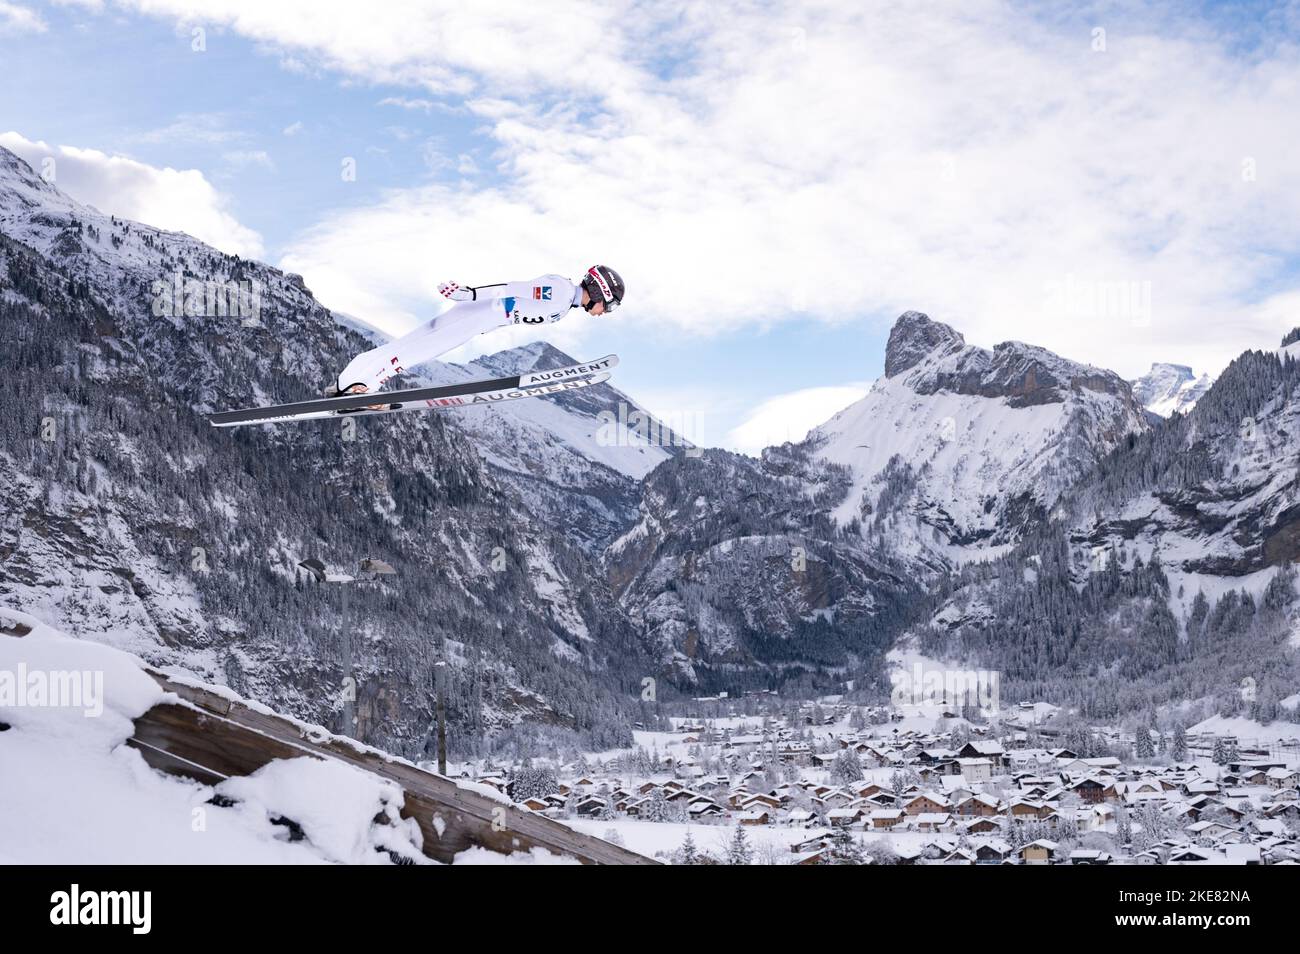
<box><xmin>0</xmin><ymin>609</ymin><xmax>577</xmax><ymax>865</ymax></box>
<box><xmin>1188</xmin><ymin>714</ymin><xmax>1300</xmax><ymax>747</ymax></box>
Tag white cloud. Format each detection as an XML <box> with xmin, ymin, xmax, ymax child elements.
<box><xmin>281</xmin><ymin>120</ymin><xmax>304</xmax><ymax>136</ymax></box>
<box><xmin>88</xmin><ymin>2</ymin><xmax>1300</xmax><ymax>378</ymax></box>
<box><xmin>378</xmin><ymin>96</ymin><xmax>435</xmax><ymax>112</ymax></box>
<box><xmin>726</xmin><ymin>385</ymin><xmax>871</xmax><ymax>456</ymax></box>
<box><xmin>0</xmin><ymin>131</ymin><xmax>264</xmax><ymax>258</ymax></box>
<box><xmin>0</xmin><ymin>2</ymin><xmax>46</xmax><ymax>34</ymax></box>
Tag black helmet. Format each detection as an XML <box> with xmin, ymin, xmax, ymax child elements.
<box><xmin>582</xmin><ymin>265</ymin><xmax>624</xmax><ymax>313</ymax></box>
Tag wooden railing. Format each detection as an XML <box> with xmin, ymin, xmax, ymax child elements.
<box><xmin>130</xmin><ymin>668</ymin><xmax>660</xmax><ymax>865</ymax></box>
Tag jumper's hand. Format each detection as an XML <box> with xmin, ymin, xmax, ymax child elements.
<box><xmin>438</xmin><ymin>281</ymin><xmax>473</xmax><ymax>301</ymax></box>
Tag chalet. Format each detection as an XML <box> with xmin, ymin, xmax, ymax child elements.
<box><xmin>785</xmin><ymin>810</ymin><xmax>817</xmax><ymax>828</ymax></box>
<box><xmin>939</xmin><ymin>778</ymin><xmax>975</xmax><ymax>801</ymax></box>
<box><xmin>958</xmin><ymin>741</ymin><xmax>1005</xmax><ymax>765</ymax></box>
<box><xmin>1082</xmin><ymin>757</ymin><xmax>1122</xmax><ymax>772</ymax></box>
<box><xmin>917</xmin><ymin>748</ymin><xmax>958</xmax><ymax>765</ymax></box>
<box><xmin>1224</xmin><ymin>844</ymin><xmax>1262</xmax><ymax>865</ymax></box>
<box><xmin>792</xmin><ymin>848</ymin><xmax>830</xmax><ymax>865</ymax></box>
<box><xmin>664</xmin><ymin>787</ymin><xmax>700</xmax><ymax>803</ymax></box>
<box><xmin>575</xmin><ymin>796</ymin><xmax>607</xmax><ymax>817</ymax></box>
<box><xmin>1124</xmin><ymin>779</ymin><xmax>1164</xmax><ymax>798</ymax></box>
<box><xmin>1168</xmin><ymin>846</ymin><xmax>1215</xmax><ymax>865</ymax></box>
<box><xmin>819</xmin><ymin>789</ymin><xmax>855</xmax><ymax>808</ymax></box>
<box><xmin>1068</xmin><ymin>777</ymin><xmax>1108</xmax><ymax>805</ymax></box>
<box><xmin>1067</xmin><ymin>850</ymin><xmax>1112</xmax><ymax>865</ymax></box>
<box><xmin>1009</xmin><ymin>798</ymin><xmax>1050</xmax><ymax>819</ymax></box>
<box><xmin>778</xmin><ymin>742</ymin><xmax>812</xmax><ymax>765</ymax></box>
<box><xmin>870</xmin><ymin>809</ymin><xmax>905</xmax><ymax>830</ymax></box>
<box><xmin>916</xmin><ymin>812</ymin><xmax>953</xmax><ymax>832</ymax></box>
<box><xmin>963</xmin><ymin>816</ymin><xmax>1002</xmax><ymax>835</ymax></box>
<box><xmin>1228</xmin><ymin>759</ymin><xmax>1286</xmax><ymax>775</ymax></box>
<box><xmin>827</xmin><ymin>808</ymin><xmax>866</xmax><ymax>828</ymax></box>
<box><xmin>1267</xmin><ymin>768</ymin><xmax>1298</xmax><ymax>790</ymax></box>
<box><xmin>893</xmin><ymin>844</ymin><xmax>923</xmax><ymax>865</ymax></box>
<box><xmin>956</xmin><ymin>794</ymin><xmax>1002</xmax><ymax>817</ymax></box>
<box><xmin>737</xmin><ymin>810</ymin><xmax>771</xmax><ymax>826</ymax></box>
<box><xmin>1088</xmin><ymin>804</ymin><xmax>1115</xmax><ymax>831</ymax></box>
<box><xmin>1186</xmin><ymin>820</ymin><xmax>1238</xmax><ymax>842</ymax></box>
<box><xmin>1218</xmin><ymin>799</ymin><xmax>1252</xmax><ymax>821</ymax></box>
<box><xmin>791</xmin><ymin>835</ymin><xmax>831</xmax><ymax>854</ymax></box>
<box><xmin>1263</xmin><ymin>800</ymin><xmax>1300</xmax><ymax>820</ymax></box>
<box><xmin>903</xmin><ymin>793</ymin><xmax>951</xmax><ymax>816</ymax></box>
<box><xmin>1250</xmin><ymin>818</ymin><xmax>1289</xmax><ymax>839</ymax></box>
<box><xmin>1019</xmin><ymin>839</ymin><xmax>1059</xmax><ymax>865</ymax></box>
<box><xmin>687</xmin><ymin>800</ymin><xmax>725</xmax><ymax>819</ymax></box>
<box><xmin>726</xmin><ymin>789</ymin><xmax>751</xmax><ymax>809</ymax></box>
<box><xmin>958</xmin><ymin>757</ymin><xmax>993</xmax><ymax>781</ymax></box>
<box><xmin>623</xmin><ymin>797</ymin><xmax>652</xmax><ymax>817</ymax></box>
<box><xmin>974</xmin><ymin>840</ymin><xmax>1012</xmax><ymax>864</ymax></box>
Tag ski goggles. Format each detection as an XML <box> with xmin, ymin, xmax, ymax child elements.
<box><xmin>583</xmin><ymin>285</ymin><xmax>619</xmax><ymax>312</ymax></box>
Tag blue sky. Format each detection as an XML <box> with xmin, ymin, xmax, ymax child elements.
<box><xmin>4</xmin><ymin>1</ymin><xmax>1300</xmax><ymax>450</ymax></box>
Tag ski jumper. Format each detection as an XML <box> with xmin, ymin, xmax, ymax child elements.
<box><xmin>336</xmin><ymin>274</ymin><xmax>581</xmax><ymax>393</ymax></box>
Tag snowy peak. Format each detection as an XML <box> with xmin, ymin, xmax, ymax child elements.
<box><xmin>810</xmin><ymin>311</ymin><xmax>1149</xmax><ymax>556</ymax></box>
<box><xmin>882</xmin><ymin>311</ymin><xmax>1134</xmax><ymax>407</ymax></box>
<box><xmin>884</xmin><ymin>311</ymin><xmax>966</xmax><ymax>377</ymax></box>
<box><xmin>0</xmin><ymin>145</ymin><xmax>61</xmax><ymax>201</ymax></box>
<box><xmin>469</xmin><ymin>340</ymin><xmax>584</xmax><ymax>378</ymax></box>
<box><xmin>1130</xmin><ymin>362</ymin><xmax>1213</xmax><ymax>417</ymax></box>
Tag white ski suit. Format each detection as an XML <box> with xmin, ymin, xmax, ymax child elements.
<box><xmin>336</xmin><ymin>274</ymin><xmax>581</xmax><ymax>393</ymax></box>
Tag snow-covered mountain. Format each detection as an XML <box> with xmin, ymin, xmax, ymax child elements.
<box><xmin>609</xmin><ymin>311</ymin><xmax>1151</xmax><ymax>685</ymax></box>
<box><xmin>607</xmin><ymin>442</ymin><xmax>922</xmax><ymax>686</ymax></box>
<box><xmin>900</xmin><ymin>330</ymin><xmax>1300</xmax><ymax>717</ymax></box>
<box><xmin>2</xmin><ymin>140</ymin><xmax>1294</xmax><ymax>727</ymax></box>
<box><xmin>425</xmin><ymin>341</ymin><xmax>683</xmax><ymax>551</ymax></box>
<box><xmin>1130</xmin><ymin>362</ymin><xmax>1213</xmax><ymax>417</ymax></box>
<box><xmin>810</xmin><ymin>311</ymin><xmax>1149</xmax><ymax>560</ymax></box>
<box><xmin>0</xmin><ymin>144</ymin><xmax>659</xmax><ymax>755</ymax></box>
<box><xmin>1073</xmin><ymin>335</ymin><xmax>1300</xmax><ymax>584</ymax></box>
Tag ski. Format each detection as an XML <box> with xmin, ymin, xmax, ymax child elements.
<box><xmin>210</xmin><ymin>355</ymin><xmax>618</xmax><ymax>427</ymax></box>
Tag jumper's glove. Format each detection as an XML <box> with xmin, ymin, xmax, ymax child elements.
<box><xmin>438</xmin><ymin>281</ymin><xmax>474</xmax><ymax>302</ymax></box>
